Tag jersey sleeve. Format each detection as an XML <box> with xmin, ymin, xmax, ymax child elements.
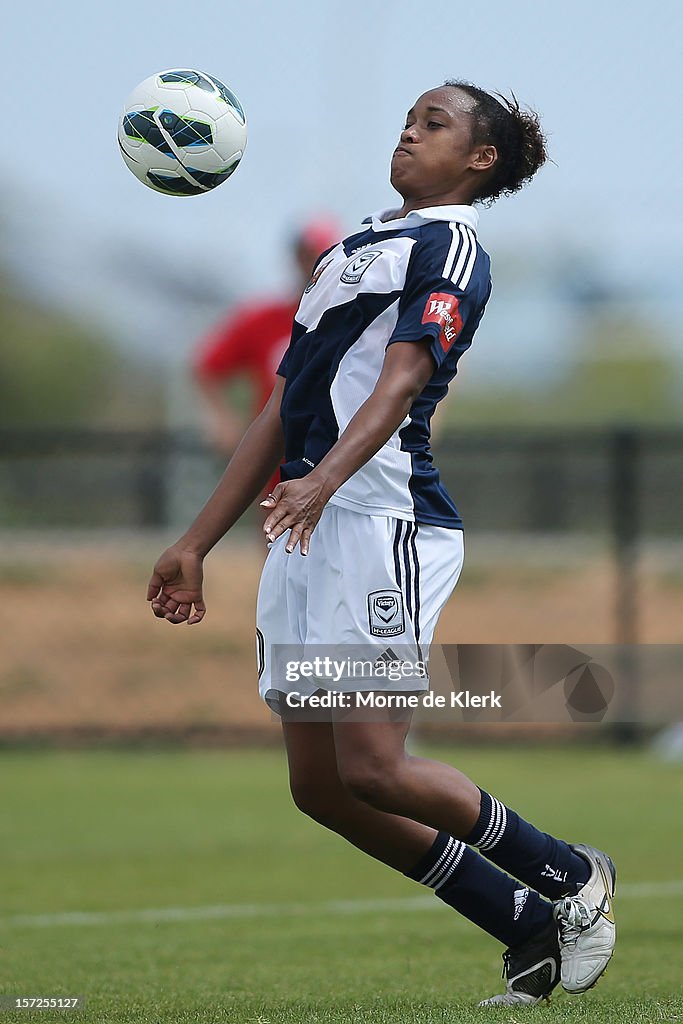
<box><xmin>387</xmin><ymin>231</ymin><xmax>490</xmax><ymax>369</ymax></box>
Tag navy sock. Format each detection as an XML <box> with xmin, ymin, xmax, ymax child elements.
<box><xmin>465</xmin><ymin>790</ymin><xmax>591</xmax><ymax>900</ymax></box>
<box><xmin>406</xmin><ymin>831</ymin><xmax>553</xmax><ymax>948</ymax></box>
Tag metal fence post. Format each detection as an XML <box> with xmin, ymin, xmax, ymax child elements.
<box><xmin>136</xmin><ymin>432</ymin><xmax>170</xmax><ymax>528</ymax></box>
<box><xmin>611</xmin><ymin>428</ymin><xmax>641</xmax><ymax>743</ymax></box>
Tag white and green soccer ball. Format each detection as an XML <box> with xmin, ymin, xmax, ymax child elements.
<box><xmin>118</xmin><ymin>69</ymin><xmax>247</xmax><ymax>196</ymax></box>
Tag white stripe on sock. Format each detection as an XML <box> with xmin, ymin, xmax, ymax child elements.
<box><xmin>434</xmin><ymin>841</ymin><xmax>467</xmax><ymax>889</ymax></box>
<box><xmin>419</xmin><ymin>837</ymin><xmax>455</xmax><ymax>887</ymax></box>
<box><xmin>479</xmin><ymin>797</ymin><xmax>510</xmax><ymax>851</ymax></box>
<box><xmin>485</xmin><ymin>800</ymin><xmax>508</xmax><ymax>850</ymax></box>
<box><xmin>428</xmin><ymin>838</ymin><xmax>463</xmax><ymax>889</ymax></box>
<box><xmin>477</xmin><ymin>796</ymin><xmax>502</xmax><ymax>849</ymax></box>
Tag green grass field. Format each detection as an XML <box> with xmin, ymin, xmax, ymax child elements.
<box><xmin>1</xmin><ymin>745</ymin><xmax>681</xmax><ymax>1023</ymax></box>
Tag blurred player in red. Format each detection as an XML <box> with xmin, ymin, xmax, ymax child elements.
<box><xmin>193</xmin><ymin>217</ymin><xmax>342</xmax><ymax>495</ymax></box>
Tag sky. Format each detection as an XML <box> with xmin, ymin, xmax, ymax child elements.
<box><xmin>2</xmin><ymin>0</ymin><xmax>682</xmax><ymax>392</ymax></box>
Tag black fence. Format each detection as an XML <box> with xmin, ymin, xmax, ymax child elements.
<box><xmin>1</xmin><ymin>426</ymin><xmax>681</xmax><ymax>538</ymax></box>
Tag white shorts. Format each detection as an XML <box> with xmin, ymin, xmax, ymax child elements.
<box><xmin>255</xmin><ymin>503</ymin><xmax>464</xmax><ymax>712</ymax></box>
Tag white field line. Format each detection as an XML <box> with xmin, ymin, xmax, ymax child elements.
<box><xmin>2</xmin><ymin>880</ymin><xmax>683</xmax><ymax>930</ymax></box>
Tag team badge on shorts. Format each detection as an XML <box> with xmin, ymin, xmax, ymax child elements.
<box><xmin>367</xmin><ymin>589</ymin><xmax>405</xmax><ymax>637</ymax></box>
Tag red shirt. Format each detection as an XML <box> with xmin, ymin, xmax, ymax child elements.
<box><xmin>194</xmin><ymin>298</ymin><xmax>298</xmax><ymax>413</ymax></box>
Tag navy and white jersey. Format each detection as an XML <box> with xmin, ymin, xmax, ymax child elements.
<box><xmin>277</xmin><ymin>204</ymin><xmax>492</xmax><ymax>529</ymax></box>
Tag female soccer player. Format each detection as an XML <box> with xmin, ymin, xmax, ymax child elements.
<box><xmin>147</xmin><ymin>81</ymin><xmax>616</xmax><ymax>1006</ymax></box>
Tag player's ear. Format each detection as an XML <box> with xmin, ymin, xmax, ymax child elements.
<box><xmin>470</xmin><ymin>144</ymin><xmax>497</xmax><ymax>172</ymax></box>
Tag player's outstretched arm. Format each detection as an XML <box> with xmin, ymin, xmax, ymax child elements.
<box><xmin>147</xmin><ymin>377</ymin><xmax>285</xmax><ymax>624</ymax></box>
<box><xmin>262</xmin><ymin>340</ymin><xmax>435</xmax><ymax>555</ymax></box>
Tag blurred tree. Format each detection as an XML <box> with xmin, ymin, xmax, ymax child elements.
<box><xmin>557</xmin><ymin>311</ymin><xmax>679</xmax><ymax>424</ymax></box>
<box><xmin>444</xmin><ymin>307</ymin><xmax>681</xmax><ymax>428</ymax></box>
<box><xmin>0</xmin><ymin>276</ymin><xmax>161</xmax><ymax>427</ymax></box>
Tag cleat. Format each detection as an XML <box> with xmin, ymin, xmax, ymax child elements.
<box><xmin>553</xmin><ymin>843</ymin><xmax>617</xmax><ymax>994</ymax></box>
<box><xmin>478</xmin><ymin>919</ymin><xmax>560</xmax><ymax>1006</ymax></box>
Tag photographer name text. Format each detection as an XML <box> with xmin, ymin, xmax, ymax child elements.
<box><xmin>284</xmin><ymin>690</ymin><xmax>502</xmax><ymax>709</ymax></box>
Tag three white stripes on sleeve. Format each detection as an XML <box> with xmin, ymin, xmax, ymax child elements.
<box><xmin>441</xmin><ymin>223</ymin><xmax>478</xmax><ymax>291</ymax></box>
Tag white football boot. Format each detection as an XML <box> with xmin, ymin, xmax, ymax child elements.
<box><xmin>553</xmin><ymin>843</ymin><xmax>617</xmax><ymax>993</ymax></box>
<box><xmin>478</xmin><ymin>918</ymin><xmax>560</xmax><ymax>1007</ymax></box>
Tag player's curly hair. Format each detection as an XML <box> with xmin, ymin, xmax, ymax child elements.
<box><xmin>444</xmin><ymin>80</ymin><xmax>548</xmax><ymax>205</ymax></box>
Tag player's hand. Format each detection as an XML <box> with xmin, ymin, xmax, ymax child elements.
<box><xmin>146</xmin><ymin>545</ymin><xmax>206</xmax><ymax>624</ymax></box>
<box><xmin>260</xmin><ymin>476</ymin><xmax>330</xmax><ymax>556</ymax></box>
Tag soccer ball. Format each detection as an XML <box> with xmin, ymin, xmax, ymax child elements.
<box><xmin>117</xmin><ymin>69</ymin><xmax>247</xmax><ymax>196</ymax></box>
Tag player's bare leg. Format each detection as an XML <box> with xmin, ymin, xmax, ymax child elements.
<box><xmin>282</xmin><ymin>716</ymin><xmax>559</xmax><ymax>1006</ymax></box>
<box><xmin>330</xmin><ymin>708</ymin><xmax>615</xmax><ymax>997</ymax></box>
<box><xmin>330</xmin><ymin>714</ymin><xmax>481</xmax><ymax>834</ymax></box>
<box><xmin>283</xmin><ymin>720</ymin><xmax>433</xmax><ymax>870</ymax></box>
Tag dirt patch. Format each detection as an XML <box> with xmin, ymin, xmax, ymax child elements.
<box><xmin>0</xmin><ymin>534</ymin><xmax>681</xmax><ymax>737</ymax></box>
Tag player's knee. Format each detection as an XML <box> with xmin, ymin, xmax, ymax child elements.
<box><xmin>289</xmin><ymin>778</ymin><xmax>339</xmax><ymax>826</ymax></box>
<box><xmin>338</xmin><ymin>758</ymin><xmax>398</xmax><ymax>811</ymax></box>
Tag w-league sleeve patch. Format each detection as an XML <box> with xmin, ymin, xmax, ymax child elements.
<box><xmin>368</xmin><ymin>590</ymin><xmax>405</xmax><ymax>637</ymax></box>
<box><xmin>421</xmin><ymin>292</ymin><xmax>463</xmax><ymax>352</ymax></box>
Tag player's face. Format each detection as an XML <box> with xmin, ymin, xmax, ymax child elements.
<box><xmin>390</xmin><ymin>88</ymin><xmax>496</xmax><ymax>205</ymax></box>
